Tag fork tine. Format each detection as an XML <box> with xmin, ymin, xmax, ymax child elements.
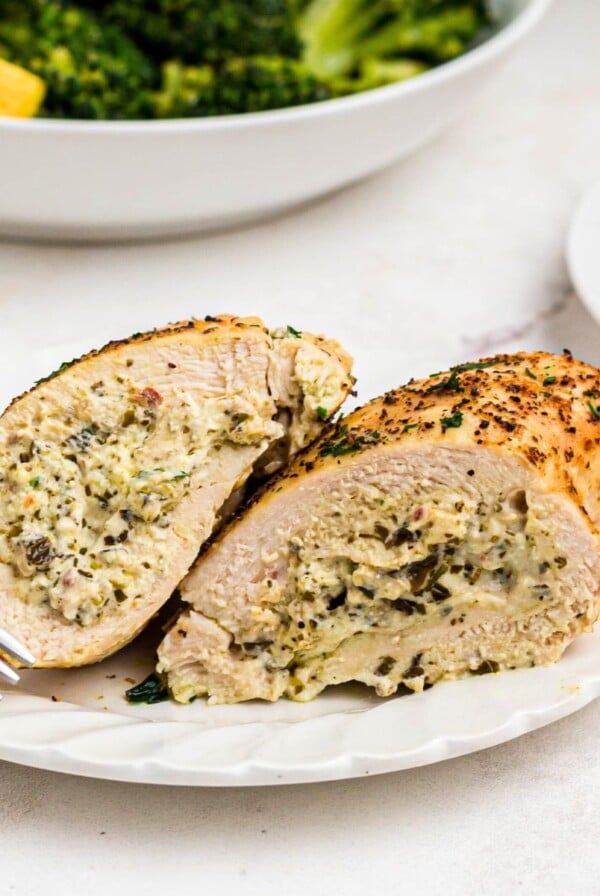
<box><xmin>0</xmin><ymin>657</ymin><xmax>20</xmax><ymax>686</ymax></box>
<box><xmin>0</xmin><ymin>626</ymin><xmax>35</xmax><ymax>667</ymax></box>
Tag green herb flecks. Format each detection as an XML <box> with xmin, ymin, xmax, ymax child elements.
<box><xmin>426</xmin><ymin>369</ymin><xmax>462</xmax><ymax>395</ymax></box>
<box><xmin>316</xmin><ymin>406</ymin><xmax>328</xmax><ymax>421</ymax></box>
<box><xmin>440</xmin><ymin>410</ymin><xmax>464</xmax><ymax>430</ymax></box>
<box><xmin>125</xmin><ymin>673</ymin><xmax>169</xmax><ymax>705</ymax></box>
<box><xmin>136</xmin><ymin>467</ymin><xmax>165</xmax><ymax>479</ymax></box>
<box><xmin>403</xmin><ymin>423</ymin><xmax>419</xmax><ymax>433</ymax></box>
<box><xmin>320</xmin><ymin>426</ymin><xmax>381</xmax><ymax>457</ymax></box>
<box><xmin>525</xmin><ymin>368</ymin><xmax>537</xmax><ymax>381</ymax></box>
<box><xmin>452</xmin><ymin>360</ymin><xmax>496</xmax><ymax>372</ymax></box>
<box><xmin>34</xmin><ymin>359</ymin><xmax>77</xmax><ymax>387</ymax></box>
<box><xmin>66</xmin><ymin>424</ymin><xmax>99</xmax><ymax>452</ymax></box>
<box><xmin>172</xmin><ymin>471</ymin><xmax>190</xmax><ymax>481</ymax></box>
<box><xmin>286</xmin><ymin>324</ymin><xmax>302</xmax><ymax>339</ymax></box>
<box><xmin>543</xmin><ymin>376</ymin><xmax>557</xmax><ymax>386</ymax></box>
<box><xmin>588</xmin><ymin>400</ymin><xmax>600</xmax><ymax>421</ymax></box>
<box><xmin>29</xmin><ymin>476</ymin><xmax>42</xmax><ymax>489</ymax></box>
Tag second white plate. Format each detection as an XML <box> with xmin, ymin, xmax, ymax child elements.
<box><xmin>568</xmin><ymin>181</ymin><xmax>600</xmax><ymax>323</ymax></box>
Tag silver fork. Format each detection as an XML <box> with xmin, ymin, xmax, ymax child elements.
<box><xmin>0</xmin><ymin>626</ymin><xmax>35</xmax><ymax>687</ymax></box>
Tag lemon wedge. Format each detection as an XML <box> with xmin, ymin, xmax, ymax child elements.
<box><xmin>0</xmin><ymin>58</ymin><xmax>46</xmax><ymax>118</ymax></box>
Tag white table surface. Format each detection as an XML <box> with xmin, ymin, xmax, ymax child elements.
<box><xmin>2</xmin><ymin>1</ymin><xmax>600</xmax><ymax>892</ymax></box>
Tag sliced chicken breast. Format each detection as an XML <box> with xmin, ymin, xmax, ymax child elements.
<box><xmin>159</xmin><ymin>351</ymin><xmax>600</xmax><ymax>704</ymax></box>
<box><xmin>0</xmin><ymin>316</ymin><xmax>353</xmax><ymax>667</ymax></box>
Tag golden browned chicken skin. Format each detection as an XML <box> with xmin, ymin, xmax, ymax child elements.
<box><xmin>0</xmin><ymin>315</ymin><xmax>354</xmax><ymax>668</ymax></box>
<box><xmin>159</xmin><ymin>350</ymin><xmax>600</xmax><ymax>704</ymax></box>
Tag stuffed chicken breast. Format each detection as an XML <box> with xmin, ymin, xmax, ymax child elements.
<box><xmin>159</xmin><ymin>350</ymin><xmax>600</xmax><ymax>704</ymax></box>
<box><xmin>0</xmin><ymin>316</ymin><xmax>353</xmax><ymax>667</ymax></box>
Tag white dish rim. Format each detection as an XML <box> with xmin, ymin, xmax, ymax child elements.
<box><xmin>567</xmin><ymin>180</ymin><xmax>600</xmax><ymax>324</ymax></box>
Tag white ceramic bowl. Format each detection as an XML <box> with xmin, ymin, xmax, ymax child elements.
<box><xmin>0</xmin><ymin>0</ymin><xmax>551</xmax><ymax>241</ymax></box>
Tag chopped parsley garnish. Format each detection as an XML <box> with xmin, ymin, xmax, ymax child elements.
<box><xmin>452</xmin><ymin>360</ymin><xmax>496</xmax><ymax>372</ymax></box>
<box><xmin>525</xmin><ymin>368</ymin><xmax>537</xmax><ymax>381</ymax></box>
<box><xmin>441</xmin><ymin>410</ymin><xmax>464</xmax><ymax>429</ymax></box>
<box><xmin>403</xmin><ymin>423</ymin><xmax>419</xmax><ymax>432</ymax></box>
<box><xmin>543</xmin><ymin>376</ymin><xmax>557</xmax><ymax>386</ymax></box>
<box><xmin>34</xmin><ymin>359</ymin><xmax>76</xmax><ymax>387</ymax></box>
<box><xmin>125</xmin><ymin>673</ymin><xmax>169</xmax><ymax>705</ymax></box>
<box><xmin>172</xmin><ymin>471</ymin><xmax>190</xmax><ymax>481</ymax></box>
<box><xmin>29</xmin><ymin>476</ymin><xmax>42</xmax><ymax>489</ymax></box>
<box><xmin>286</xmin><ymin>324</ymin><xmax>302</xmax><ymax>339</ymax></box>
<box><xmin>320</xmin><ymin>427</ymin><xmax>381</xmax><ymax>457</ymax></box>
<box><xmin>588</xmin><ymin>400</ymin><xmax>600</xmax><ymax>421</ymax></box>
<box><xmin>426</xmin><ymin>370</ymin><xmax>462</xmax><ymax>394</ymax></box>
<box><xmin>316</xmin><ymin>406</ymin><xmax>328</xmax><ymax>421</ymax></box>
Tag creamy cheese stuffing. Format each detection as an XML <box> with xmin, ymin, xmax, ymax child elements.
<box><xmin>0</xmin><ymin>376</ymin><xmax>281</xmax><ymax>625</ymax></box>
<box><xmin>227</xmin><ymin>485</ymin><xmax>573</xmax><ymax>699</ymax></box>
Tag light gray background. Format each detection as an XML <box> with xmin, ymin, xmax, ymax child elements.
<box><xmin>2</xmin><ymin>1</ymin><xmax>600</xmax><ymax>892</ymax></box>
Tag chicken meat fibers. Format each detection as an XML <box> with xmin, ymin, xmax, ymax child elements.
<box><xmin>0</xmin><ymin>316</ymin><xmax>354</xmax><ymax>667</ymax></box>
<box><xmin>159</xmin><ymin>351</ymin><xmax>600</xmax><ymax>703</ymax></box>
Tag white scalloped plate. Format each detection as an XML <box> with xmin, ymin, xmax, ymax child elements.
<box><xmin>1</xmin><ymin>618</ymin><xmax>600</xmax><ymax>786</ymax></box>
<box><xmin>1</xmin><ymin>317</ymin><xmax>599</xmax><ymax>786</ymax></box>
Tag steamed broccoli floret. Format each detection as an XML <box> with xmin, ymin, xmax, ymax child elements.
<box><xmin>0</xmin><ymin>0</ymin><xmax>488</xmax><ymax>119</ymax></box>
<box><xmin>149</xmin><ymin>0</ymin><xmax>486</xmax><ymax>118</ymax></box>
<box><xmin>0</xmin><ymin>1</ymin><xmax>36</xmax><ymax>59</ymax></box>
<box><xmin>332</xmin><ymin>57</ymin><xmax>429</xmax><ymax>96</ymax></box>
<box><xmin>153</xmin><ymin>56</ymin><xmax>331</xmax><ymax>118</ymax></box>
<box><xmin>0</xmin><ymin>0</ymin><xmax>157</xmax><ymax>118</ymax></box>
<box><xmin>84</xmin><ymin>0</ymin><xmax>303</xmax><ymax>64</ymax></box>
<box><xmin>298</xmin><ymin>0</ymin><xmax>486</xmax><ymax>80</ymax></box>
<box><xmin>150</xmin><ymin>56</ymin><xmax>427</xmax><ymax>121</ymax></box>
